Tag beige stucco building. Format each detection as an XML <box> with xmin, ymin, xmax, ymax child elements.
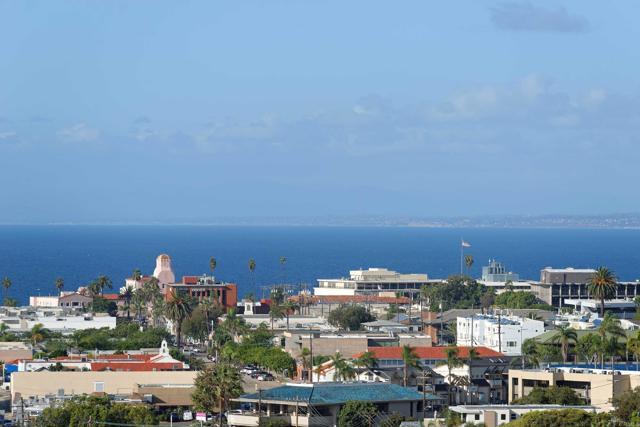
<box><xmin>11</xmin><ymin>371</ymin><xmax>197</xmax><ymax>402</ymax></box>
<box><xmin>509</xmin><ymin>367</ymin><xmax>640</xmax><ymax>411</ymax></box>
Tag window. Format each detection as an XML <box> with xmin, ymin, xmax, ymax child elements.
<box><xmin>474</xmin><ymin>415</ymin><xmax>480</xmax><ymax>421</ymax></box>
<box><xmin>501</xmin><ymin>414</ymin><xmax>506</xmax><ymax>420</ymax></box>
<box><xmin>94</xmin><ymin>382</ymin><xmax>105</xmax><ymax>393</ymax></box>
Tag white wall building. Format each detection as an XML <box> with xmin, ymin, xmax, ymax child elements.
<box><xmin>457</xmin><ymin>314</ymin><xmax>545</xmax><ymax>356</ymax></box>
<box><xmin>315</xmin><ymin>268</ymin><xmax>431</xmax><ymax>296</ymax></box>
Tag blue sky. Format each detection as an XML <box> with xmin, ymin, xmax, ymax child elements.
<box><xmin>1</xmin><ymin>1</ymin><xmax>639</xmax><ymax>223</ymax></box>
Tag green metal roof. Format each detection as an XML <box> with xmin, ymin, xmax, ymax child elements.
<box><xmin>238</xmin><ymin>383</ymin><xmax>438</xmax><ymax>406</ymax></box>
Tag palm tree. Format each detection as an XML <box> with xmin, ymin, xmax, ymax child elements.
<box><xmin>330</xmin><ymin>352</ymin><xmax>354</xmax><ymax>381</ymax></box>
<box><xmin>2</xmin><ymin>277</ymin><xmax>11</xmax><ymax>305</ymax></box>
<box><xmin>269</xmin><ymin>303</ymin><xmax>285</xmax><ymax>332</ymax></box>
<box><xmin>576</xmin><ymin>333</ymin><xmax>600</xmax><ymax>366</ymax></box>
<box><xmin>401</xmin><ymin>345</ymin><xmax>420</xmax><ymax>387</ymax></box>
<box><xmin>353</xmin><ymin>350</ymin><xmax>378</xmax><ymax>372</ymax></box>
<box><xmin>29</xmin><ymin>323</ymin><xmax>47</xmax><ymax>347</ymax></box>
<box><xmin>208</xmin><ymin>363</ymin><xmax>244</xmax><ymax>426</ymax></box>
<box><xmin>281</xmin><ymin>300</ymin><xmax>298</xmax><ymax>330</ymax></box>
<box><xmin>165</xmin><ymin>290</ymin><xmax>194</xmax><ymax>347</ymax></box>
<box><xmin>603</xmin><ymin>335</ymin><xmax>624</xmax><ymax>370</ymax></box>
<box><xmin>131</xmin><ymin>291</ymin><xmax>146</xmax><ymax>320</ymax></box>
<box><xmin>597</xmin><ymin>313</ymin><xmax>625</xmax><ymax>368</ymax></box>
<box><xmin>466</xmin><ymin>348</ymin><xmax>480</xmax><ymax>404</ymax></box>
<box><xmin>209</xmin><ymin>257</ymin><xmax>217</xmax><ymax>277</ymax></box>
<box><xmin>279</xmin><ymin>256</ymin><xmax>287</xmax><ymax>284</ymax></box>
<box><xmin>552</xmin><ymin>325</ymin><xmax>578</xmax><ymax>363</ymax></box>
<box><xmin>121</xmin><ymin>286</ymin><xmax>134</xmax><ymax>320</ymax></box>
<box><xmin>248</xmin><ymin>258</ymin><xmax>256</xmax><ymax>288</ymax></box>
<box><xmin>588</xmin><ymin>267</ymin><xmax>617</xmax><ymax>317</ymax></box>
<box><xmin>626</xmin><ymin>333</ymin><xmax>640</xmax><ymax>370</ymax></box>
<box><xmin>301</xmin><ymin>347</ymin><xmax>312</xmax><ymax>381</ymax></box>
<box><xmin>464</xmin><ymin>255</ymin><xmax>474</xmax><ymax>276</ymax></box>
<box><xmin>55</xmin><ymin>278</ymin><xmax>64</xmax><ymax>296</ymax></box>
<box><xmin>521</xmin><ymin>339</ymin><xmax>540</xmax><ymax>368</ymax></box>
<box><xmin>221</xmin><ymin>309</ymin><xmax>248</xmax><ymax>341</ymax></box>
<box><xmin>437</xmin><ymin>347</ymin><xmax>462</xmax><ymax>406</ymax></box>
<box><xmin>95</xmin><ymin>275</ymin><xmax>113</xmax><ymax>296</ymax></box>
<box><xmin>132</xmin><ymin>268</ymin><xmax>142</xmax><ymax>283</ymax></box>
<box><xmin>200</xmin><ymin>297</ymin><xmax>216</xmax><ymax>334</ymax></box>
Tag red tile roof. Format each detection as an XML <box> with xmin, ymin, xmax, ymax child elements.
<box><xmin>102</xmin><ymin>294</ymin><xmax>121</xmax><ymax>301</ymax></box>
<box><xmin>54</xmin><ymin>354</ymin><xmax>150</xmax><ymax>362</ymax></box>
<box><xmin>355</xmin><ymin>346</ymin><xmax>504</xmax><ymax>360</ymax></box>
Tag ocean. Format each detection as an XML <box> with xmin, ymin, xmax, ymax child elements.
<box><xmin>0</xmin><ymin>225</ymin><xmax>639</xmax><ymax>304</ymax></box>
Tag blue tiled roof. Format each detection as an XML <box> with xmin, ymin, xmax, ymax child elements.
<box><xmin>239</xmin><ymin>383</ymin><xmax>438</xmax><ymax>406</ymax></box>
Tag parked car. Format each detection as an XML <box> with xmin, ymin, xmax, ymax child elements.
<box><xmin>257</xmin><ymin>372</ymin><xmax>274</xmax><ymax>381</ymax></box>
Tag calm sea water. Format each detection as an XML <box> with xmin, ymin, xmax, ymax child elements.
<box><xmin>0</xmin><ymin>226</ymin><xmax>639</xmax><ymax>304</ymax></box>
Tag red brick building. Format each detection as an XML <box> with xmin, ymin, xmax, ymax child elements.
<box><xmin>165</xmin><ymin>275</ymin><xmax>237</xmax><ymax>309</ymax></box>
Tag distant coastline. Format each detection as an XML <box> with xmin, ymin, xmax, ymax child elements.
<box><xmin>3</xmin><ymin>213</ymin><xmax>640</xmax><ymax>229</ymax></box>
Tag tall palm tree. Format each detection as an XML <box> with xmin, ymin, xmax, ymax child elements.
<box><xmin>466</xmin><ymin>348</ymin><xmax>480</xmax><ymax>404</ymax></box>
<box><xmin>553</xmin><ymin>325</ymin><xmax>578</xmax><ymax>363</ymax></box>
<box><xmin>95</xmin><ymin>275</ymin><xmax>113</xmax><ymax>296</ymax></box>
<box><xmin>401</xmin><ymin>345</ymin><xmax>420</xmax><ymax>387</ymax></box>
<box><xmin>464</xmin><ymin>255</ymin><xmax>474</xmax><ymax>276</ymax></box>
<box><xmin>301</xmin><ymin>347</ymin><xmax>312</xmax><ymax>381</ymax></box>
<box><xmin>2</xmin><ymin>277</ymin><xmax>11</xmax><ymax>305</ymax></box>
<box><xmin>279</xmin><ymin>256</ymin><xmax>287</xmax><ymax>284</ymax></box>
<box><xmin>627</xmin><ymin>331</ymin><xmax>640</xmax><ymax>370</ymax></box>
<box><xmin>597</xmin><ymin>313</ymin><xmax>625</xmax><ymax>368</ymax></box>
<box><xmin>165</xmin><ymin>290</ymin><xmax>193</xmax><ymax>348</ymax></box>
<box><xmin>54</xmin><ymin>277</ymin><xmax>64</xmax><ymax>296</ymax></box>
<box><xmin>121</xmin><ymin>286</ymin><xmax>134</xmax><ymax>320</ymax></box>
<box><xmin>588</xmin><ymin>267</ymin><xmax>617</xmax><ymax>317</ymax></box>
<box><xmin>269</xmin><ymin>303</ymin><xmax>285</xmax><ymax>332</ymax></box>
<box><xmin>248</xmin><ymin>258</ymin><xmax>256</xmax><ymax>291</ymax></box>
<box><xmin>221</xmin><ymin>309</ymin><xmax>248</xmax><ymax>341</ymax></box>
<box><xmin>200</xmin><ymin>297</ymin><xmax>216</xmax><ymax>334</ymax></box>
<box><xmin>437</xmin><ymin>347</ymin><xmax>462</xmax><ymax>406</ymax></box>
<box><xmin>209</xmin><ymin>257</ymin><xmax>217</xmax><ymax>277</ymax></box>
<box><xmin>281</xmin><ymin>300</ymin><xmax>297</xmax><ymax>330</ymax></box>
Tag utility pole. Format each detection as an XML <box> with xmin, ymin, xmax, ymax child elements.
<box><xmin>309</xmin><ymin>328</ymin><xmax>314</xmax><ymax>384</ymax></box>
<box><xmin>497</xmin><ymin>310</ymin><xmax>502</xmax><ymax>354</ymax></box>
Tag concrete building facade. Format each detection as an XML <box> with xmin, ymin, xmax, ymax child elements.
<box><xmin>456</xmin><ymin>314</ymin><xmax>545</xmax><ymax>356</ymax></box>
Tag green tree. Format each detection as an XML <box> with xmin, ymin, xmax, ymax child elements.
<box><xmin>327</xmin><ymin>304</ymin><xmax>375</xmax><ymax>331</ymax></box>
<box><xmin>165</xmin><ymin>290</ymin><xmax>193</xmax><ymax>348</ymax></box>
<box><xmin>131</xmin><ymin>268</ymin><xmax>142</xmax><ymax>282</ymax></box>
<box><xmin>55</xmin><ymin>277</ymin><xmax>64</xmax><ymax>296</ymax></box>
<box><xmin>514</xmin><ymin>386</ymin><xmax>584</xmax><ymax>405</ymax></box>
<box><xmin>437</xmin><ymin>347</ymin><xmax>462</xmax><ymax>406</ymax></box>
<box><xmin>183</xmin><ymin>306</ymin><xmax>210</xmax><ymax>343</ymax></box>
<box><xmin>30</xmin><ymin>323</ymin><xmax>49</xmax><ymax>346</ymax></box>
<box><xmin>269</xmin><ymin>303</ymin><xmax>285</xmax><ymax>332</ymax></box>
<box><xmin>248</xmin><ymin>258</ymin><xmax>257</xmax><ymax>289</ymax></box>
<box><xmin>576</xmin><ymin>333</ymin><xmax>600</xmax><ymax>366</ymax></box>
<box><xmin>338</xmin><ymin>400</ymin><xmax>378</xmax><ymax>427</ymax></box>
<box><xmin>588</xmin><ymin>266</ymin><xmax>617</xmax><ymax>317</ymax></box>
<box><xmin>401</xmin><ymin>345</ymin><xmax>420</xmax><ymax>387</ymax></box>
<box><xmin>552</xmin><ymin>325</ymin><xmax>577</xmax><ymax>363</ymax></box>
<box><xmin>121</xmin><ymin>286</ymin><xmax>134</xmax><ymax>320</ymax></box>
<box><xmin>612</xmin><ymin>386</ymin><xmax>640</xmax><ymax>420</ymax></box>
<box><xmin>421</xmin><ymin>276</ymin><xmax>488</xmax><ymax>312</ymax></box>
<box><xmin>94</xmin><ymin>275</ymin><xmax>113</xmax><ymax>296</ymax></box>
<box><xmin>2</xmin><ymin>277</ymin><xmax>11</xmax><ymax>305</ymax></box>
<box><xmin>209</xmin><ymin>257</ymin><xmax>217</xmax><ymax>276</ymax></box>
<box><xmin>330</xmin><ymin>352</ymin><xmax>355</xmax><ymax>381</ymax></box>
<box><xmin>464</xmin><ymin>254</ymin><xmax>474</xmax><ymax>276</ymax></box>
<box><xmin>503</xmin><ymin>408</ymin><xmax>593</xmax><ymax>427</ymax></box>
<box><xmin>353</xmin><ymin>350</ymin><xmax>378</xmax><ymax>371</ymax></box>
<box><xmin>192</xmin><ymin>363</ymin><xmax>243</xmax><ymax>421</ymax></box>
<box><xmin>35</xmin><ymin>395</ymin><xmax>157</xmax><ymax>427</ymax></box>
<box><xmin>596</xmin><ymin>313</ymin><xmax>625</xmax><ymax>368</ymax></box>
<box><xmin>281</xmin><ymin>300</ymin><xmax>297</xmax><ymax>330</ymax></box>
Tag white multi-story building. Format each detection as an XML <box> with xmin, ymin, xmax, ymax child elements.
<box><xmin>315</xmin><ymin>268</ymin><xmax>432</xmax><ymax>296</ymax></box>
<box><xmin>457</xmin><ymin>314</ymin><xmax>545</xmax><ymax>356</ymax></box>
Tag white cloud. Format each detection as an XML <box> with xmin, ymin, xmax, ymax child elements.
<box><xmin>0</xmin><ymin>131</ymin><xmax>17</xmax><ymax>140</ymax></box>
<box><xmin>57</xmin><ymin>123</ymin><xmax>100</xmax><ymax>143</ymax></box>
